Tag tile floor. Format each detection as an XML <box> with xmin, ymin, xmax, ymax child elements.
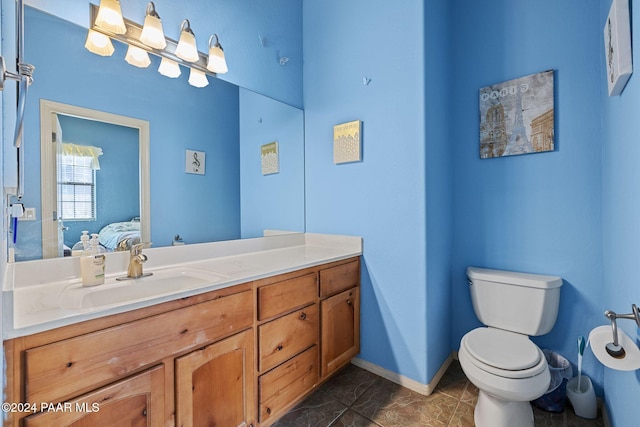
<box><xmin>273</xmin><ymin>361</ymin><xmax>605</xmax><ymax>427</ymax></box>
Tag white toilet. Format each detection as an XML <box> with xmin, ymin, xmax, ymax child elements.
<box><xmin>458</xmin><ymin>266</ymin><xmax>563</xmax><ymax>427</ymax></box>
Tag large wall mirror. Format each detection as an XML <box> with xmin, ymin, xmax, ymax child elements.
<box><xmin>13</xmin><ymin>6</ymin><xmax>305</xmax><ymax>261</ymax></box>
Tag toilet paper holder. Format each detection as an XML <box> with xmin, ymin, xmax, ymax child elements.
<box><xmin>603</xmin><ymin>304</ymin><xmax>640</xmax><ymax>359</ymax></box>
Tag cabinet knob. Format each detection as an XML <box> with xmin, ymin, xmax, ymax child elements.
<box><xmin>266</xmin><ymin>407</ymin><xmax>272</xmax><ymax>415</ymax></box>
<box><xmin>299</xmin><ymin>312</ymin><xmax>307</xmax><ymax>320</ymax></box>
<box><xmin>346</xmin><ymin>299</ymin><xmax>352</xmax><ymax>306</ymax></box>
<box><xmin>276</xmin><ymin>344</ymin><xmax>283</xmax><ymax>351</ymax></box>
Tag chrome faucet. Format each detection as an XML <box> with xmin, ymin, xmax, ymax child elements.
<box><xmin>117</xmin><ymin>243</ymin><xmax>153</xmax><ymax>281</ymax></box>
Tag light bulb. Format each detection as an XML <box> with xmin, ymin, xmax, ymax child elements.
<box><xmin>125</xmin><ymin>45</ymin><xmax>151</xmax><ymax>68</ymax></box>
<box><xmin>188</xmin><ymin>68</ymin><xmax>209</xmax><ymax>88</ymax></box>
<box><xmin>158</xmin><ymin>58</ymin><xmax>181</xmax><ymax>78</ymax></box>
<box><xmin>95</xmin><ymin>0</ymin><xmax>126</xmax><ymax>34</ymax></box>
<box><xmin>175</xmin><ymin>20</ymin><xmax>199</xmax><ymax>63</ymax></box>
<box><xmin>84</xmin><ymin>30</ymin><xmax>115</xmax><ymax>56</ymax></box>
<box><xmin>140</xmin><ymin>2</ymin><xmax>166</xmax><ymax>49</ymax></box>
<box><xmin>207</xmin><ymin>34</ymin><xmax>228</xmax><ymax>74</ymax></box>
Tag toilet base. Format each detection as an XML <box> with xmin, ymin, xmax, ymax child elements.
<box><xmin>475</xmin><ymin>390</ymin><xmax>534</xmax><ymax>427</ymax></box>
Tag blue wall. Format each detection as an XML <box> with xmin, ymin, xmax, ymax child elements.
<box><xmin>451</xmin><ymin>0</ymin><xmax>605</xmax><ymax>395</ymax></box>
<box><xmin>239</xmin><ymin>89</ymin><xmax>305</xmax><ymax>238</ymax></box>
<box><xmin>601</xmin><ymin>0</ymin><xmax>640</xmax><ymax>424</ymax></box>
<box><xmin>303</xmin><ymin>0</ymin><xmax>437</xmax><ymax>384</ymax></box>
<box><xmin>425</xmin><ymin>0</ymin><xmax>454</xmax><ymax>383</ymax></box>
<box><xmin>57</xmin><ymin>115</ymin><xmax>140</xmax><ymax>248</ymax></box>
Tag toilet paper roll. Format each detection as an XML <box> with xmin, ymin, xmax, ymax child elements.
<box><xmin>589</xmin><ymin>325</ymin><xmax>640</xmax><ymax>371</ymax></box>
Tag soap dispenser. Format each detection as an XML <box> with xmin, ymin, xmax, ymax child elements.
<box><xmin>80</xmin><ymin>234</ymin><xmax>106</xmax><ymax>286</ymax></box>
<box><xmin>90</xmin><ymin>233</ymin><xmax>106</xmax><ymax>254</ymax></box>
<box><xmin>71</xmin><ymin>231</ymin><xmax>90</xmax><ymax>256</ymax></box>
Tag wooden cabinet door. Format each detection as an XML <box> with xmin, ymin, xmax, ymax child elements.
<box><xmin>24</xmin><ymin>365</ymin><xmax>165</xmax><ymax>427</ymax></box>
<box><xmin>175</xmin><ymin>329</ymin><xmax>255</xmax><ymax>427</ymax></box>
<box><xmin>320</xmin><ymin>287</ymin><xmax>360</xmax><ymax>379</ymax></box>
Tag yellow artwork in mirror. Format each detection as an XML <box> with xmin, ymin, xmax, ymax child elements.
<box><xmin>261</xmin><ymin>142</ymin><xmax>279</xmax><ymax>175</ymax></box>
<box><xmin>333</xmin><ymin>120</ymin><xmax>362</xmax><ymax>164</ymax></box>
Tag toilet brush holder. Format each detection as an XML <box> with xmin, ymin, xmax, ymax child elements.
<box><xmin>566</xmin><ymin>376</ymin><xmax>597</xmax><ymax>419</ymax></box>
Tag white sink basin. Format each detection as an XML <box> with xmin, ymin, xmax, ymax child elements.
<box><xmin>59</xmin><ymin>267</ymin><xmax>228</xmax><ymax>310</ymax></box>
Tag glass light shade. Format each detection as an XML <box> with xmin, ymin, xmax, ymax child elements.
<box><xmin>175</xmin><ymin>20</ymin><xmax>199</xmax><ymax>63</ymax></box>
<box><xmin>84</xmin><ymin>30</ymin><xmax>115</xmax><ymax>56</ymax></box>
<box><xmin>158</xmin><ymin>58</ymin><xmax>181</xmax><ymax>78</ymax></box>
<box><xmin>188</xmin><ymin>68</ymin><xmax>209</xmax><ymax>88</ymax></box>
<box><xmin>125</xmin><ymin>45</ymin><xmax>151</xmax><ymax>68</ymax></box>
<box><xmin>207</xmin><ymin>45</ymin><xmax>228</xmax><ymax>74</ymax></box>
<box><xmin>140</xmin><ymin>11</ymin><xmax>166</xmax><ymax>49</ymax></box>
<box><xmin>95</xmin><ymin>0</ymin><xmax>126</xmax><ymax>34</ymax></box>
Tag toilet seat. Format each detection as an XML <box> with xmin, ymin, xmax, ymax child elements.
<box><xmin>461</xmin><ymin>327</ymin><xmax>547</xmax><ymax>379</ymax></box>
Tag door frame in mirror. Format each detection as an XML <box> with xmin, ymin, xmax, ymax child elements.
<box><xmin>39</xmin><ymin>99</ymin><xmax>150</xmax><ymax>258</ymax></box>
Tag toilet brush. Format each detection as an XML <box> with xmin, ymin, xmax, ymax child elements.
<box><xmin>567</xmin><ymin>334</ymin><xmax>597</xmax><ymax>418</ymax></box>
<box><xmin>577</xmin><ymin>335</ymin><xmax>585</xmax><ymax>390</ymax></box>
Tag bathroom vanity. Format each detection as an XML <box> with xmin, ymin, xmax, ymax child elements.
<box><xmin>2</xmin><ymin>233</ymin><xmax>361</xmax><ymax>427</ymax></box>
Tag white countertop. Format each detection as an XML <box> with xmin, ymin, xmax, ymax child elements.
<box><xmin>2</xmin><ymin>233</ymin><xmax>362</xmax><ymax>339</ymax></box>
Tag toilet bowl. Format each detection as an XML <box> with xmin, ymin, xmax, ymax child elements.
<box><xmin>459</xmin><ymin>327</ymin><xmax>550</xmax><ymax>427</ymax></box>
<box><xmin>459</xmin><ymin>267</ymin><xmax>562</xmax><ymax>427</ymax></box>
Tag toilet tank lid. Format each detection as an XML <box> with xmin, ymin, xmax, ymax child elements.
<box><xmin>467</xmin><ymin>266</ymin><xmax>562</xmax><ymax>289</ymax></box>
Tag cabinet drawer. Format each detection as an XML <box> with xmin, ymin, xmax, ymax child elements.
<box><xmin>25</xmin><ymin>289</ymin><xmax>252</xmax><ymax>404</ymax></box>
<box><xmin>259</xmin><ymin>345</ymin><xmax>318</xmax><ymax>424</ymax></box>
<box><xmin>257</xmin><ymin>273</ymin><xmax>317</xmax><ymax>321</ymax></box>
<box><xmin>258</xmin><ymin>304</ymin><xmax>318</xmax><ymax>372</ymax></box>
<box><xmin>319</xmin><ymin>259</ymin><xmax>359</xmax><ymax>298</ymax></box>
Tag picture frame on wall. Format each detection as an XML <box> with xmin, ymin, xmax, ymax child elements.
<box><xmin>479</xmin><ymin>70</ymin><xmax>555</xmax><ymax>159</ymax></box>
<box><xmin>333</xmin><ymin>120</ymin><xmax>362</xmax><ymax>164</ymax></box>
<box><xmin>185</xmin><ymin>149</ymin><xmax>206</xmax><ymax>175</ymax></box>
<box><xmin>604</xmin><ymin>0</ymin><xmax>632</xmax><ymax>96</ymax></box>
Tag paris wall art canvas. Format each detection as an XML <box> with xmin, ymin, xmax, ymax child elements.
<box><xmin>479</xmin><ymin>70</ymin><xmax>554</xmax><ymax>159</ymax></box>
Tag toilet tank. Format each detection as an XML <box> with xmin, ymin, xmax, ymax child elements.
<box><xmin>466</xmin><ymin>266</ymin><xmax>562</xmax><ymax>336</ymax></box>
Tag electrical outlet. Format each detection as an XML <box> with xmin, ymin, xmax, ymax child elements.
<box><xmin>23</xmin><ymin>208</ymin><xmax>36</xmax><ymax>221</ymax></box>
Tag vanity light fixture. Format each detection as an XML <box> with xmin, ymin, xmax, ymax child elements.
<box><xmin>158</xmin><ymin>57</ymin><xmax>181</xmax><ymax>78</ymax></box>
<box><xmin>139</xmin><ymin>2</ymin><xmax>166</xmax><ymax>49</ymax></box>
<box><xmin>175</xmin><ymin>19</ymin><xmax>199</xmax><ymax>63</ymax></box>
<box><xmin>86</xmin><ymin>3</ymin><xmax>228</xmax><ymax>88</ymax></box>
<box><xmin>95</xmin><ymin>0</ymin><xmax>126</xmax><ymax>34</ymax></box>
<box><xmin>125</xmin><ymin>45</ymin><xmax>151</xmax><ymax>68</ymax></box>
<box><xmin>188</xmin><ymin>68</ymin><xmax>209</xmax><ymax>88</ymax></box>
<box><xmin>206</xmin><ymin>34</ymin><xmax>228</xmax><ymax>74</ymax></box>
<box><xmin>84</xmin><ymin>29</ymin><xmax>115</xmax><ymax>56</ymax></box>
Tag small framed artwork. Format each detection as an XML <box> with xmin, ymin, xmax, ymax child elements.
<box><xmin>479</xmin><ymin>70</ymin><xmax>554</xmax><ymax>159</ymax></box>
<box><xmin>604</xmin><ymin>0</ymin><xmax>632</xmax><ymax>96</ymax></box>
<box><xmin>261</xmin><ymin>141</ymin><xmax>279</xmax><ymax>175</ymax></box>
<box><xmin>334</xmin><ymin>120</ymin><xmax>362</xmax><ymax>164</ymax></box>
<box><xmin>185</xmin><ymin>149</ymin><xmax>205</xmax><ymax>175</ymax></box>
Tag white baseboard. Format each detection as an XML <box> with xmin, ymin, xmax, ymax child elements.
<box><xmin>351</xmin><ymin>353</ymin><xmax>454</xmax><ymax>396</ymax></box>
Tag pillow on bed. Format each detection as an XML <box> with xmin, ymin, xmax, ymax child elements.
<box><xmin>98</xmin><ymin>221</ymin><xmax>141</xmax><ymax>251</ymax></box>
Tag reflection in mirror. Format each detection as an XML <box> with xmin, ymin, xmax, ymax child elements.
<box><xmin>39</xmin><ymin>100</ymin><xmax>150</xmax><ymax>259</ymax></box>
<box><xmin>11</xmin><ymin>6</ymin><xmax>305</xmax><ymax>261</ymax></box>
